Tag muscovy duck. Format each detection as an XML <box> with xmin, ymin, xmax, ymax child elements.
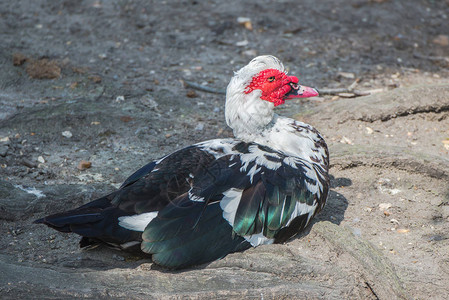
<box><xmin>35</xmin><ymin>55</ymin><xmax>329</xmax><ymax>269</ymax></box>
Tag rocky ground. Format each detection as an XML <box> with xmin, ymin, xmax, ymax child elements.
<box><xmin>1</xmin><ymin>0</ymin><xmax>449</xmax><ymax>299</ymax></box>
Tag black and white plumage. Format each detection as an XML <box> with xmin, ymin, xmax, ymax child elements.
<box><xmin>35</xmin><ymin>55</ymin><xmax>329</xmax><ymax>269</ymax></box>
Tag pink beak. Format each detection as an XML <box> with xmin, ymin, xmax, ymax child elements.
<box><xmin>284</xmin><ymin>83</ymin><xmax>319</xmax><ymax>99</ymax></box>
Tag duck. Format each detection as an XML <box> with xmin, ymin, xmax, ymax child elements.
<box><xmin>35</xmin><ymin>55</ymin><xmax>329</xmax><ymax>269</ymax></box>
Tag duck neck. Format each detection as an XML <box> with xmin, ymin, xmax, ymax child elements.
<box><xmin>225</xmin><ymin>90</ymin><xmax>275</xmax><ymax>141</ymax></box>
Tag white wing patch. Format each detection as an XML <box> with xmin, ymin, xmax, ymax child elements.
<box><xmin>287</xmin><ymin>201</ymin><xmax>318</xmax><ymax>227</ymax></box>
<box><xmin>239</xmin><ymin>145</ymin><xmax>282</xmax><ymax>172</ymax></box>
<box><xmin>220</xmin><ymin>188</ymin><xmax>274</xmax><ymax>247</ymax></box>
<box><xmin>118</xmin><ymin>212</ymin><xmax>158</xmax><ymax>232</ymax></box>
<box><xmin>196</xmin><ymin>139</ymin><xmax>239</xmax><ymax>159</ymax></box>
<box><xmin>220</xmin><ymin>188</ymin><xmax>243</xmax><ymax>226</ymax></box>
<box><xmin>244</xmin><ymin>232</ymin><xmax>274</xmax><ymax>247</ymax></box>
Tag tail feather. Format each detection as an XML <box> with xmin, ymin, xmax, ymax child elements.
<box><xmin>34</xmin><ymin>196</ymin><xmax>141</xmax><ymax>246</ymax></box>
<box><xmin>34</xmin><ymin>211</ymin><xmax>103</xmax><ymax>227</ymax></box>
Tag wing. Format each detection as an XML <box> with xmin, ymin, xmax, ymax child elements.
<box><xmin>35</xmin><ymin>143</ymin><xmax>223</xmax><ymax>248</ymax></box>
<box><xmin>141</xmin><ymin>142</ymin><xmax>329</xmax><ymax>268</ymax></box>
<box><xmin>112</xmin><ymin>145</ymin><xmax>219</xmax><ymax>214</ymax></box>
<box><xmin>119</xmin><ymin>161</ymin><xmax>157</xmax><ymax>189</ymax></box>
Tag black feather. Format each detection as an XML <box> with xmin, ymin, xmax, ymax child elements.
<box><xmin>142</xmin><ymin>196</ymin><xmax>250</xmax><ymax>269</ymax></box>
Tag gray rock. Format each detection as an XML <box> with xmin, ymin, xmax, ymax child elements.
<box><xmin>0</xmin><ymin>145</ymin><xmax>8</xmax><ymax>157</ymax></box>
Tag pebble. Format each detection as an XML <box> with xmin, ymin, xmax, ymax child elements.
<box><xmin>442</xmin><ymin>140</ymin><xmax>449</xmax><ymax>150</ymax></box>
<box><xmin>89</xmin><ymin>75</ymin><xmax>102</xmax><ymax>83</ymax></box>
<box><xmin>77</xmin><ymin>160</ymin><xmax>92</xmax><ymax>170</ymax></box>
<box><xmin>236</xmin><ymin>40</ymin><xmax>249</xmax><ymax>47</ymax></box>
<box><xmin>237</xmin><ymin>17</ymin><xmax>253</xmax><ymax>30</ymax></box>
<box><xmin>62</xmin><ymin>131</ymin><xmax>73</xmax><ymax>138</ymax></box>
<box><xmin>433</xmin><ymin>34</ymin><xmax>449</xmax><ymax>47</ymax></box>
<box><xmin>379</xmin><ymin>203</ymin><xmax>392</xmax><ymax>210</ymax></box>
<box><xmin>140</xmin><ymin>95</ymin><xmax>159</xmax><ymax>109</ymax></box>
<box><xmin>21</xmin><ymin>158</ymin><xmax>37</xmax><ymax>168</ymax></box>
<box><xmin>337</xmin><ymin>93</ymin><xmax>356</xmax><ymax>98</ymax></box>
<box><xmin>365</xmin><ymin>127</ymin><xmax>374</xmax><ymax>135</ymax></box>
<box><xmin>194</xmin><ymin>123</ymin><xmax>204</xmax><ymax>131</ymax></box>
<box><xmin>337</xmin><ymin>72</ymin><xmax>355</xmax><ymax>79</ymax></box>
<box><xmin>242</xmin><ymin>49</ymin><xmax>258</xmax><ymax>57</ymax></box>
<box><xmin>120</xmin><ymin>116</ymin><xmax>133</xmax><ymax>122</ymax></box>
<box><xmin>186</xmin><ymin>90</ymin><xmax>198</xmax><ymax>98</ymax></box>
<box><xmin>0</xmin><ymin>145</ymin><xmax>8</xmax><ymax>157</ymax></box>
<box><xmin>37</xmin><ymin>156</ymin><xmax>45</xmax><ymax>163</ymax></box>
<box><xmin>112</xmin><ymin>254</ymin><xmax>125</xmax><ymax>261</ymax></box>
<box><xmin>339</xmin><ymin>136</ymin><xmax>353</xmax><ymax>144</ymax></box>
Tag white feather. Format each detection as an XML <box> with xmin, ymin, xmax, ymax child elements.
<box><xmin>287</xmin><ymin>201</ymin><xmax>318</xmax><ymax>227</ymax></box>
<box><xmin>244</xmin><ymin>232</ymin><xmax>274</xmax><ymax>247</ymax></box>
<box><xmin>118</xmin><ymin>212</ymin><xmax>158</xmax><ymax>232</ymax></box>
<box><xmin>220</xmin><ymin>188</ymin><xmax>243</xmax><ymax>226</ymax></box>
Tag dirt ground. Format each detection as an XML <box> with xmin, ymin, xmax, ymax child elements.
<box><xmin>1</xmin><ymin>0</ymin><xmax>449</xmax><ymax>299</ymax></box>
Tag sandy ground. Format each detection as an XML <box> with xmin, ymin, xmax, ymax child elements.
<box><xmin>1</xmin><ymin>0</ymin><xmax>449</xmax><ymax>299</ymax></box>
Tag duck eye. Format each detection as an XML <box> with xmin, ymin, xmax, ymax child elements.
<box><xmin>267</xmin><ymin>76</ymin><xmax>275</xmax><ymax>82</ymax></box>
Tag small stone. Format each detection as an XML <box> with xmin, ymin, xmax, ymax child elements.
<box><xmin>21</xmin><ymin>158</ymin><xmax>37</xmax><ymax>168</ymax></box>
<box><xmin>0</xmin><ymin>136</ymin><xmax>10</xmax><ymax>143</ymax></box>
<box><xmin>26</xmin><ymin>59</ymin><xmax>61</xmax><ymax>79</ymax></box>
<box><xmin>12</xmin><ymin>53</ymin><xmax>28</xmax><ymax>66</ymax></box>
<box><xmin>379</xmin><ymin>203</ymin><xmax>392</xmax><ymax>210</ymax></box>
<box><xmin>89</xmin><ymin>75</ymin><xmax>102</xmax><ymax>83</ymax></box>
<box><xmin>237</xmin><ymin>17</ymin><xmax>253</xmax><ymax>30</ymax></box>
<box><xmin>115</xmin><ymin>95</ymin><xmax>125</xmax><ymax>102</ymax></box>
<box><xmin>366</xmin><ymin>88</ymin><xmax>384</xmax><ymax>94</ymax></box>
<box><xmin>442</xmin><ymin>140</ymin><xmax>449</xmax><ymax>150</ymax></box>
<box><xmin>390</xmin><ymin>218</ymin><xmax>399</xmax><ymax>224</ymax></box>
<box><xmin>365</xmin><ymin>127</ymin><xmax>374</xmax><ymax>135</ymax></box>
<box><xmin>140</xmin><ymin>95</ymin><xmax>159</xmax><ymax>109</ymax></box>
<box><xmin>242</xmin><ymin>49</ymin><xmax>258</xmax><ymax>57</ymax></box>
<box><xmin>397</xmin><ymin>229</ymin><xmax>410</xmax><ymax>234</ymax></box>
<box><xmin>77</xmin><ymin>160</ymin><xmax>92</xmax><ymax>170</ymax></box>
<box><xmin>236</xmin><ymin>40</ymin><xmax>249</xmax><ymax>47</ymax></box>
<box><xmin>433</xmin><ymin>34</ymin><xmax>449</xmax><ymax>47</ymax></box>
<box><xmin>91</xmin><ymin>121</ymin><xmax>101</xmax><ymax>125</ymax></box>
<box><xmin>37</xmin><ymin>156</ymin><xmax>45</xmax><ymax>164</ymax></box>
<box><xmin>112</xmin><ymin>254</ymin><xmax>125</xmax><ymax>261</ymax></box>
<box><xmin>194</xmin><ymin>123</ymin><xmax>205</xmax><ymax>131</ymax></box>
<box><xmin>62</xmin><ymin>131</ymin><xmax>73</xmax><ymax>138</ymax></box>
<box><xmin>0</xmin><ymin>145</ymin><xmax>8</xmax><ymax>157</ymax></box>
<box><xmin>186</xmin><ymin>90</ymin><xmax>198</xmax><ymax>98</ymax></box>
<box><xmin>120</xmin><ymin>116</ymin><xmax>133</xmax><ymax>122</ymax></box>
<box><xmin>384</xmin><ymin>211</ymin><xmax>391</xmax><ymax>216</ymax></box>
<box><xmin>339</xmin><ymin>136</ymin><xmax>353</xmax><ymax>144</ymax></box>
<box><xmin>337</xmin><ymin>93</ymin><xmax>356</xmax><ymax>98</ymax></box>
<box><xmin>337</xmin><ymin>72</ymin><xmax>355</xmax><ymax>79</ymax></box>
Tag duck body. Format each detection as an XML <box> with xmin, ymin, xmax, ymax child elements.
<box><xmin>35</xmin><ymin>56</ymin><xmax>329</xmax><ymax>269</ymax></box>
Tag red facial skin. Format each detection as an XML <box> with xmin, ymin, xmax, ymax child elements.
<box><xmin>244</xmin><ymin>69</ymin><xmax>299</xmax><ymax>106</ymax></box>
